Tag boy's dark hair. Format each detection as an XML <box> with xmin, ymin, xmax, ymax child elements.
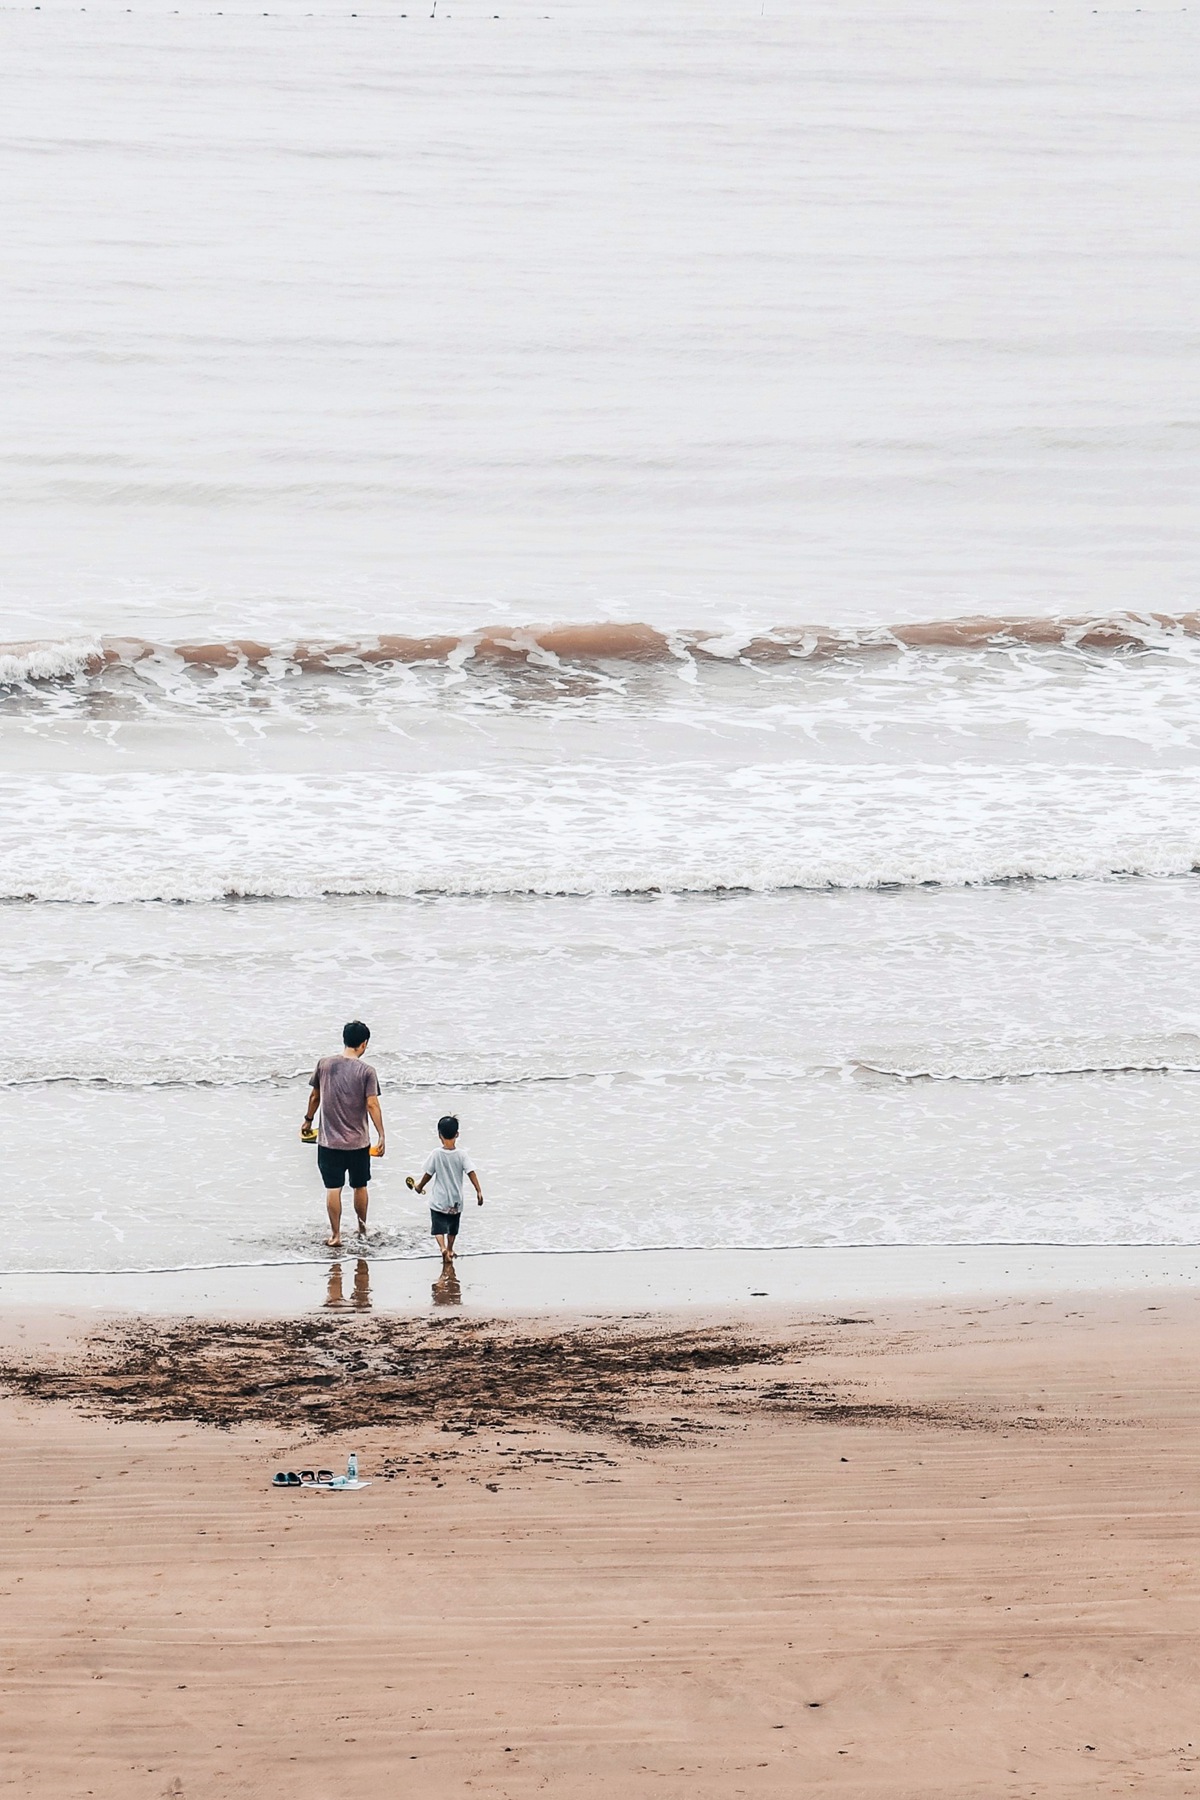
<box><xmin>437</xmin><ymin>1114</ymin><xmax>459</xmax><ymax>1140</ymax></box>
<box><xmin>343</xmin><ymin>1020</ymin><xmax>370</xmax><ymax>1048</ymax></box>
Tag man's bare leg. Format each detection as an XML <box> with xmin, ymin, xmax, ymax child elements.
<box><xmin>353</xmin><ymin>1185</ymin><xmax>370</xmax><ymax>1238</ymax></box>
<box><xmin>325</xmin><ymin>1187</ymin><xmax>344</xmax><ymax>1247</ymax></box>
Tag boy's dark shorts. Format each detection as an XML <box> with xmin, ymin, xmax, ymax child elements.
<box><xmin>430</xmin><ymin>1208</ymin><xmax>462</xmax><ymax>1237</ymax></box>
<box><xmin>317</xmin><ymin>1146</ymin><xmax>372</xmax><ymax>1190</ymax></box>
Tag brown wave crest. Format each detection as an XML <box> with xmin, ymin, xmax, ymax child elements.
<box><xmin>6</xmin><ymin>611</ymin><xmax>1200</xmax><ymax>679</ymax></box>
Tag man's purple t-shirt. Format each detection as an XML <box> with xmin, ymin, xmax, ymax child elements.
<box><xmin>311</xmin><ymin>1055</ymin><xmax>380</xmax><ymax>1149</ymax></box>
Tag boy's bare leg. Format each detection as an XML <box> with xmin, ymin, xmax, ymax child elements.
<box><xmin>435</xmin><ymin>1233</ymin><xmax>450</xmax><ymax>1259</ymax></box>
<box><xmin>445</xmin><ymin>1233</ymin><xmax>457</xmax><ymax>1260</ymax></box>
<box><xmin>353</xmin><ymin>1186</ymin><xmax>370</xmax><ymax>1238</ymax></box>
<box><xmin>325</xmin><ymin>1188</ymin><xmax>343</xmax><ymax>1247</ymax></box>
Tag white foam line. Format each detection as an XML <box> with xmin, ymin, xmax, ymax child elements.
<box><xmin>858</xmin><ymin>1061</ymin><xmax>1200</xmax><ymax>1082</ymax></box>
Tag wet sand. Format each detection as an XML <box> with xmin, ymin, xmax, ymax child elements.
<box><xmin>8</xmin><ymin>1241</ymin><xmax>1200</xmax><ymax>1319</ymax></box>
<box><xmin>3</xmin><ymin>1292</ymin><xmax>1200</xmax><ymax>1797</ymax></box>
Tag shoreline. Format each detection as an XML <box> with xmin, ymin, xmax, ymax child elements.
<box><xmin>3</xmin><ymin>1242</ymin><xmax>1200</xmax><ymax>1320</ymax></box>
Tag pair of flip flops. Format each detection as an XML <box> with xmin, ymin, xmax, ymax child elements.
<box><xmin>273</xmin><ymin>1469</ymin><xmax>335</xmax><ymax>1487</ymax></box>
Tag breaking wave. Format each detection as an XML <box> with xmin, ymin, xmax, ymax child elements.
<box><xmin>5</xmin><ymin>608</ymin><xmax>1200</xmax><ymax>690</ymax></box>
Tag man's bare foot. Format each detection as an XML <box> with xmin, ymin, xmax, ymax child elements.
<box><xmin>325</xmin><ymin>1235</ymin><xmax>342</xmax><ymax>1248</ymax></box>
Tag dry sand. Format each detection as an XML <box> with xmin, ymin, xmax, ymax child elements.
<box><xmin>3</xmin><ymin>1291</ymin><xmax>1200</xmax><ymax>1798</ymax></box>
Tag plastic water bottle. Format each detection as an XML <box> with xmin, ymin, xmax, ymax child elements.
<box><xmin>347</xmin><ymin>1452</ymin><xmax>358</xmax><ymax>1482</ymax></box>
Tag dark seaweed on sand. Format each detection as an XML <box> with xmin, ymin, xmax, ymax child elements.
<box><xmin>0</xmin><ymin>1317</ymin><xmax>801</xmax><ymax>1442</ymax></box>
<box><xmin>0</xmin><ymin>1317</ymin><xmax>1029</xmax><ymax>1442</ymax></box>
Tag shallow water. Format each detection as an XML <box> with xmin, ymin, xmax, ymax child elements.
<box><xmin>6</xmin><ymin>881</ymin><xmax>1200</xmax><ymax>1270</ymax></box>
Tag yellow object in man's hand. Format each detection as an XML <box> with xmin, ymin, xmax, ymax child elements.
<box><xmin>370</xmin><ymin>1144</ymin><xmax>384</xmax><ymax>1158</ymax></box>
<box><xmin>300</xmin><ymin>1127</ymin><xmax>317</xmax><ymax>1143</ymax></box>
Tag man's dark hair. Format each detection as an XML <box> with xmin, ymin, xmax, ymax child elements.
<box><xmin>437</xmin><ymin>1114</ymin><xmax>459</xmax><ymax>1140</ymax></box>
<box><xmin>343</xmin><ymin>1020</ymin><xmax>370</xmax><ymax>1048</ymax></box>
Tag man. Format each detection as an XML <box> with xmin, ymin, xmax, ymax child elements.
<box><xmin>302</xmin><ymin>1021</ymin><xmax>385</xmax><ymax>1248</ymax></box>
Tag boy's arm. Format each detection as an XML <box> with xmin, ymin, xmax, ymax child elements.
<box><xmin>367</xmin><ymin>1093</ymin><xmax>385</xmax><ymax>1154</ymax></box>
<box><xmin>468</xmin><ymin>1169</ymin><xmax>483</xmax><ymax>1206</ymax></box>
<box><xmin>414</xmin><ymin>1164</ymin><xmax>431</xmax><ymax>1194</ymax></box>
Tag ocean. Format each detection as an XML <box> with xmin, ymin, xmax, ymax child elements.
<box><xmin>3</xmin><ymin>0</ymin><xmax>1200</xmax><ymax>1275</ymax></box>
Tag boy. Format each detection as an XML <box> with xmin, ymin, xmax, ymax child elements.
<box><xmin>411</xmin><ymin>1115</ymin><xmax>482</xmax><ymax>1260</ymax></box>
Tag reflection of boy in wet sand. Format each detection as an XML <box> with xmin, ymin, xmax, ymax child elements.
<box><xmin>411</xmin><ymin>1115</ymin><xmax>481</xmax><ymax>1262</ymax></box>
<box><xmin>431</xmin><ymin>1263</ymin><xmax>462</xmax><ymax>1307</ymax></box>
<box><xmin>301</xmin><ymin>1021</ymin><xmax>385</xmax><ymax>1248</ymax></box>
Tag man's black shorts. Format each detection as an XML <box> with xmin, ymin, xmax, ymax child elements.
<box><xmin>317</xmin><ymin>1145</ymin><xmax>372</xmax><ymax>1190</ymax></box>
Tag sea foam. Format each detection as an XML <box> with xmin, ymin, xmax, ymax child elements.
<box><xmin>4</xmin><ymin>763</ymin><xmax>1200</xmax><ymax>904</ymax></box>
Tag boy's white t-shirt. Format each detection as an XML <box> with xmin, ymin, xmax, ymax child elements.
<box><xmin>424</xmin><ymin>1146</ymin><xmax>474</xmax><ymax>1214</ymax></box>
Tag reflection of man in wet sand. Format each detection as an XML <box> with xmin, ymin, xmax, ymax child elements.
<box><xmin>301</xmin><ymin>1021</ymin><xmax>385</xmax><ymax>1248</ymax></box>
<box><xmin>325</xmin><ymin>1260</ymin><xmax>372</xmax><ymax>1311</ymax></box>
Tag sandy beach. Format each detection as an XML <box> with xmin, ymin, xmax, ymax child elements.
<box><xmin>4</xmin><ymin>1288</ymin><xmax>1200</xmax><ymax>1798</ymax></box>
